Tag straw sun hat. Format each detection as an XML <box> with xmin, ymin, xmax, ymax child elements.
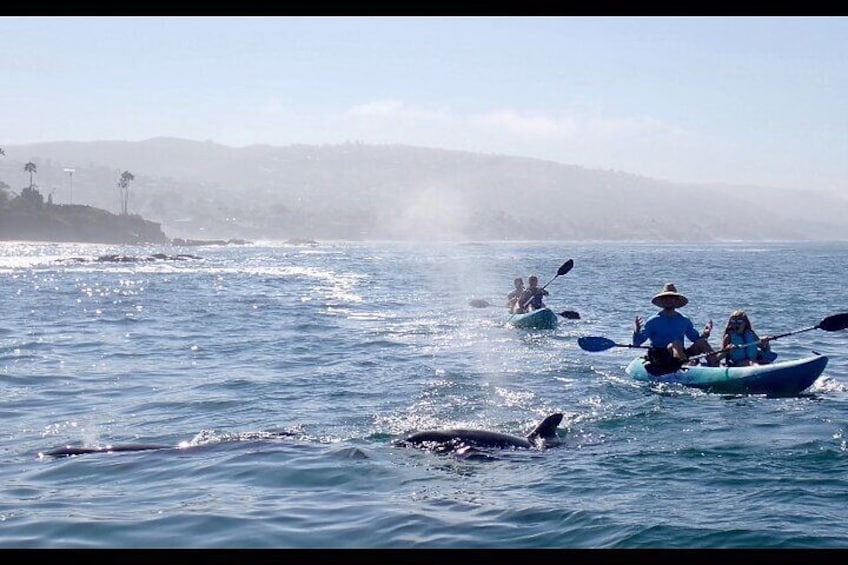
<box><xmin>651</xmin><ymin>282</ymin><xmax>688</xmax><ymax>308</ymax></box>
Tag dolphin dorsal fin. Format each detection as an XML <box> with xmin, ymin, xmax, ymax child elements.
<box><xmin>526</xmin><ymin>413</ymin><xmax>563</xmax><ymax>441</ymax></box>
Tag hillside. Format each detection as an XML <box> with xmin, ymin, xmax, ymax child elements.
<box><xmin>1</xmin><ymin>138</ymin><xmax>847</xmax><ymax>241</ymax></box>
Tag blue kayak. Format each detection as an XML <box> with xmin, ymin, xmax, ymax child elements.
<box><xmin>625</xmin><ymin>353</ymin><xmax>828</xmax><ymax>396</ymax></box>
<box><xmin>509</xmin><ymin>307</ymin><xmax>558</xmax><ymax>330</ymax></box>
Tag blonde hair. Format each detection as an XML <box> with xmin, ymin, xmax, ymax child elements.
<box><xmin>723</xmin><ymin>309</ymin><xmax>753</xmax><ymax>335</ymax></box>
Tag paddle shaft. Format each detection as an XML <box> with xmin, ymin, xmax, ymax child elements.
<box><xmin>519</xmin><ymin>285</ymin><xmax>550</xmax><ymax>310</ymax></box>
<box><xmin>770</xmin><ymin>324</ymin><xmax>820</xmax><ymax>341</ymax></box>
<box><xmin>689</xmin><ymin>322</ymin><xmax>823</xmax><ymax>362</ymax></box>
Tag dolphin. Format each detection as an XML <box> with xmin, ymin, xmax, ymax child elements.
<box><xmin>41</xmin><ymin>430</ymin><xmax>298</xmax><ymax>458</ymax></box>
<box><xmin>397</xmin><ymin>413</ymin><xmax>563</xmax><ymax>455</ymax></box>
<box><xmin>43</xmin><ymin>444</ymin><xmax>172</xmax><ymax>457</ymax></box>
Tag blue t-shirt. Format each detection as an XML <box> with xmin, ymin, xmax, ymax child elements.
<box><xmin>633</xmin><ymin>311</ymin><xmax>700</xmax><ymax>349</ymax></box>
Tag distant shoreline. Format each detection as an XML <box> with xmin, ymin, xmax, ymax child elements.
<box><xmin>3</xmin><ymin>139</ymin><xmax>847</xmax><ymax>242</ymax></box>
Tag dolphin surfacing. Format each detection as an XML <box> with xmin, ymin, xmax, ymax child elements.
<box><xmin>398</xmin><ymin>413</ymin><xmax>563</xmax><ymax>453</ymax></box>
<box><xmin>43</xmin><ymin>444</ymin><xmax>171</xmax><ymax>457</ymax></box>
<box><xmin>42</xmin><ymin>430</ymin><xmax>300</xmax><ymax>458</ymax></box>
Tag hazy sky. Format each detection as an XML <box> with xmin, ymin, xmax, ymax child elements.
<box><xmin>1</xmin><ymin>16</ymin><xmax>846</xmax><ymax>194</ymax></box>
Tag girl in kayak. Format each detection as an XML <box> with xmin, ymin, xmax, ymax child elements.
<box><xmin>720</xmin><ymin>310</ymin><xmax>772</xmax><ymax>366</ymax></box>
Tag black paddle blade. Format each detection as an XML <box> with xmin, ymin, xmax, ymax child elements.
<box><xmin>468</xmin><ymin>299</ymin><xmax>491</xmax><ymax>308</ymax></box>
<box><xmin>559</xmin><ymin>310</ymin><xmax>581</xmax><ymax>320</ymax></box>
<box><xmin>818</xmin><ymin>312</ymin><xmax>848</xmax><ymax>332</ymax></box>
<box><xmin>557</xmin><ymin>259</ymin><xmax>574</xmax><ymax>277</ymax></box>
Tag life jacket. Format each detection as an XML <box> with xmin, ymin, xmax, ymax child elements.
<box><xmin>727</xmin><ymin>329</ymin><xmax>759</xmax><ymax>365</ymax></box>
<box><xmin>524</xmin><ymin>289</ymin><xmax>546</xmax><ymax>310</ymax></box>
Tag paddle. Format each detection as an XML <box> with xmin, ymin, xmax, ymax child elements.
<box><xmin>686</xmin><ymin>311</ymin><xmax>848</xmax><ymax>364</ymax></box>
<box><xmin>507</xmin><ymin>259</ymin><xmax>574</xmax><ymax>322</ymax></box>
<box><xmin>559</xmin><ymin>310</ymin><xmax>581</xmax><ymax>320</ymax></box>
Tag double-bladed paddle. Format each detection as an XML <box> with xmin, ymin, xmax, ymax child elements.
<box><xmin>507</xmin><ymin>259</ymin><xmax>574</xmax><ymax>323</ymax></box>
<box><xmin>578</xmin><ymin>312</ymin><xmax>848</xmax><ymax>376</ymax></box>
<box><xmin>685</xmin><ymin>311</ymin><xmax>848</xmax><ymax>364</ymax></box>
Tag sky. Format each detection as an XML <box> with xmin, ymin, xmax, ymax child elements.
<box><xmin>1</xmin><ymin>16</ymin><xmax>846</xmax><ymax>195</ymax></box>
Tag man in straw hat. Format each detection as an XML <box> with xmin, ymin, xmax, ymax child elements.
<box><xmin>633</xmin><ymin>282</ymin><xmax>718</xmax><ymax>368</ymax></box>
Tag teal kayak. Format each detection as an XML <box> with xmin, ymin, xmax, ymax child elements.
<box><xmin>625</xmin><ymin>353</ymin><xmax>828</xmax><ymax>396</ymax></box>
<box><xmin>509</xmin><ymin>307</ymin><xmax>558</xmax><ymax>330</ymax></box>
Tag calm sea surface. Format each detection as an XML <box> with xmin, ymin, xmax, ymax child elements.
<box><xmin>1</xmin><ymin>239</ymin><xmax>847</xmax><ymax>548</ymax></box>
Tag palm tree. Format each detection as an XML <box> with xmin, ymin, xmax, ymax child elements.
<box><xmin>117</xmin><ymin>170</ymin><xmax>135</xmax><ymax>215</ymax></box>
<box><xmin>24</xmin><ymin>162</ymin><xmax>36</xmax><ymax>189</ymax></box>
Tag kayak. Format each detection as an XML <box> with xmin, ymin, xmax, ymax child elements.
<box><xmin>625</xmin><ymin>353</ymin><xmax>828</xmax><ymax>396</ymax></box>
<box><xmin>509</xmin><ymin>307</ymin><xmax>558</xmax><ymax>330</ymax></box>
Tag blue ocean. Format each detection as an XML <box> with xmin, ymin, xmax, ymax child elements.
<box><xmin>1</xmin><ymin>239</ymin><xmax>847</xmax><ymax>548</ymax></box>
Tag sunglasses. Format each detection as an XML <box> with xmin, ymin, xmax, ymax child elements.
<box><xmin>731</xmin><ymin>318</ymin><xmax>746</xmax><ymax>324</ymax></box>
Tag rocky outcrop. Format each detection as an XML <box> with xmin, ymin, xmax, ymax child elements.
<box><xmin>55</xmin><ymin>253</ymin><xmax>202</xmax><ymax>263</ymax></box>
<box><xmin>0</xmin><ymin>203</ymin><xmax>169</xmax><ymax>244</ymax></box>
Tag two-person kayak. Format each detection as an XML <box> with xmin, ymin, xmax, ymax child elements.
<box><xmin>579</xmin><ymin>313</ymin><xmax>846</xmax><ymax>395</ymax></box>
<box><xmin>625</xmin><ymin>353</ymin><xmax>828</xmax><ymax>396</ymax></box>
<box><xmin>509</xmin><ymin>307</ymin><xmax>559</xmax><ymax>330</ymax></box>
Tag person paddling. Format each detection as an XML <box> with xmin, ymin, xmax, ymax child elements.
<box><xmin>633</xmin><ymin>282</ymin><xmax>718</xmax><ymax>369</ymax></box>
<box><xmin>517</xmin><ymin>275</ymin><xmax>549</xmax><ymax>312</ymax></box>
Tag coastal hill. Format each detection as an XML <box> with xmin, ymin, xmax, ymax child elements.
<box><xmin>2</xmin><ymin>138</ymin><xmax>847</xmax><ymax>242</ymax></box>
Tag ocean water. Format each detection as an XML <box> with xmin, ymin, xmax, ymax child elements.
<box><xmin>1</xmin><ymin>239</ymin><xmax>847</xmax><ymax>549</ymax></box>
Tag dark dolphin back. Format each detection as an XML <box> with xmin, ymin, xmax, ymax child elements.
<box><xmin>400</xmin><ymin>413</ymin><xmax>564</xmax><ymax>451</ymax></box>
<box><xmin>44</xmin><ymin>444</ymin><xmax>170</xmax><ymax>457</ymax></box>
<box><xmin>402</xmin><ymin>430</ymin><xmax>530</xmax><ymax>449</ymax></box>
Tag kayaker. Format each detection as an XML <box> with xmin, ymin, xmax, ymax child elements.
<box><xmin>518</xmin><ymin>275</ymin><xmax>549</xmax><ymax>312</ymax></box>
<box><xmin>719</xmin><ymin>310</ymin><xmax>772</xmax><ymax>366</ymax></box>
<box><xmin>506</xmin><ymin>277</ymin><xmax>526</xmax><ymax>313</ymax></box>
<box><xmin>633</xmin><ymin>282</ymin><xmax>718</xmax><ymax>368</ymax></box>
